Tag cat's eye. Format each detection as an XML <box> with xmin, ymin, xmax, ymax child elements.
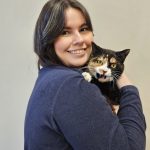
<box><xmin>111</xmin><ymin>63</ymin><xmax>116</xmax><ymax>68</ymax></box>
<box><xmin>97</xmin><ymin>60</ymin><xmax>103</xmax><ymax>65</ymax></box>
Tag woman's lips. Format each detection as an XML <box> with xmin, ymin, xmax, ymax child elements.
<box><xmin>67</xmin><ymin>48</ymin><xmax>86</xmax><ymax>55</ymax></box>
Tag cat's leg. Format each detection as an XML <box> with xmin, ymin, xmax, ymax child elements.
<box><xmin>82</xmin><ymin>72</ymin><xmax>92</xmax><ymax>82</ymax></box>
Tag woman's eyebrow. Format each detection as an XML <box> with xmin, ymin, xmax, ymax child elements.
<box><xmin>63</xmin><ymin>23</ymin><xmax>88</xmax><ymax>29</ymax></box>
<box><xmin>80</xmin><ymin>23</ymin><xmax>88</xmax><ymax>27</ymax></box>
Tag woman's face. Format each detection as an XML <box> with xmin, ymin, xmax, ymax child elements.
<box><xmin>54</xmin><ymin>8</ymin><xmax>93</xmax><ymax>67</ymax></box>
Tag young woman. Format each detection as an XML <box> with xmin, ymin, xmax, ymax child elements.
<box><xmin>24</xmin><ymin>0</ymin><xmax>146</xmax><ymax>149</ymax></box>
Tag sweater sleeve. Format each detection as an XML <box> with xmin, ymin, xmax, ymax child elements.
<box><xmin>116</xmin><ymin>85</ymin><xmax>146</xmax><ymax>150</ymax></box>
<box><xmin>53</xmin><ymin>74</ymin><xmax>146</xmax><ymax>150</ymax></box>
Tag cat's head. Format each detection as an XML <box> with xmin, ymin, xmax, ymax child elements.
<box><xmin>88</xmin><ymin>43</ymin><xmax>130</xmax><ymax>82</ymax></box>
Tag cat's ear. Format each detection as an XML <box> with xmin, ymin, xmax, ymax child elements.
<box><xmin>116</xmin><ymin>49</ymin><xmax>130</xmax><ymax>63</ymax></box>
<box><xmin>92</xmin><ymin>42</ymin><xmax>103</xmax><ymax>55</ymax></box>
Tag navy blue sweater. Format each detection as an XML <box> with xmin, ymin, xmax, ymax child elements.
<box><xmin>24</xmin><ymin>66</ymin><xmax>146</xmax><ymax>150</ymax></box>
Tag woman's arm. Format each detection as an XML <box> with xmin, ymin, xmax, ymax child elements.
<box><xmin>53</xmin><ymin>74</ymin><xmax>146</xmax><ymax>150</ymax></box>
<box><xmin>116</xmin><ymin>73</ymin><xmax>146</xmax><ymax>150</ymax></box>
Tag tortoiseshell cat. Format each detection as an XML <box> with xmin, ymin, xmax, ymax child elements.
<box><xmin>82</xmin><ymin>42</ymin><xmax>130</xmax><ymax>108</ymax></box>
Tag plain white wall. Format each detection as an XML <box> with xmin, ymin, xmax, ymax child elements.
<box><xmin>0</xmin><ymin>0</ymin><xmax>149</xmax><ymax>149</ymax></box>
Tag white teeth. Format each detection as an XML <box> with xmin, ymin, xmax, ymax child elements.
<box><xmin>68</xmin><ymin>49</ymin><xmax>85</xmax><ymax>54</ymax></box>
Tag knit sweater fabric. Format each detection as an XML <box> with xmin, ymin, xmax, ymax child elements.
<box><xmin>24</xmin><ymin>66</ymin><xmax>146</xmax><ymax>150</ymax></box>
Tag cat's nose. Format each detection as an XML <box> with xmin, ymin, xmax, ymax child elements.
<box><xmin>103</xmin><ymin>70</ymin><xmax>107</xmax><ymax>74</ymax></box>
<box><xmin>99</xmin><ymin>70</ymin><xmax>107</xmax><ymax>75</ymax></box>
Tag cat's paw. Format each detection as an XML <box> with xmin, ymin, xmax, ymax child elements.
<box><xmin>82</xmin><ymin>72</ymin><xmax>92</xmax><ymax>82</ymax></box>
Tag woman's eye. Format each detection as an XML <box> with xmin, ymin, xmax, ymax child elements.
<box><xmin>61</xmin><ymin>30</ymin><xmax>70</xmax><ymax>36</ymax></box>
<box><xmin>111</xmin><ymin>64</ymin><xmax>116</xmax><ymax>68</ymax></box>
<box><xmin>80</xmin><ymin>27</ymin><xmax>89</xmax><ymax>32</ymax></box>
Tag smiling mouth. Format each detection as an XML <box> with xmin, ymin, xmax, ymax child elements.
<box><xmin>67</xmin><ymin>48</ymin><xmax>86</xmax><ymax>54</ymax></box>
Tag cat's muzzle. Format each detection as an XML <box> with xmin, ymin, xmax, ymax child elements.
<box><xmin>96</xmin><ymin>73</ymin><xmax>107</xmax><ymax>79</ymax></box>
<box><xmin>96</xmin><ymin>73</ymin><xmax>113</xmax><ymax>82</ymax></box>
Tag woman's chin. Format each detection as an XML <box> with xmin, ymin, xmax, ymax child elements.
<box><xmin>65</xmin><ymin>55</ymin><xmax>89</xmax><ymax>67</ymax></box>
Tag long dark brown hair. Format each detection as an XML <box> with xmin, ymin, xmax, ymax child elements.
<box><xmin>34</xmin><ymin>0</ymin><xmax>93</xmax><ymax>69</ymax></box>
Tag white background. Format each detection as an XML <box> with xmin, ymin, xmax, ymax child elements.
<box><xmin>0</xmin><ymin>0</ymin><xmax>149</xmax><ymax>149</ymax></box>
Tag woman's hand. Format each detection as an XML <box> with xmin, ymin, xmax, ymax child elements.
<box><xmin>117</xmin><ymin>73</ymin><xmax>133</xmax><ymax>89</ymax></box>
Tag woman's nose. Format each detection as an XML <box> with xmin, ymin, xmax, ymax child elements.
<box><xmin>72</xmin><ymin>31</ymin><xmax>84</xmax><ymax>45</ymax></box>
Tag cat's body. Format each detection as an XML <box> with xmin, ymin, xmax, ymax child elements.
<box><xmin>82</xmin><ymin>42</ymin><xmax>130</xmax><ymax>106</ymax></box>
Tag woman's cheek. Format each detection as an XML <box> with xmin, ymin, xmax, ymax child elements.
<box><xmin>84</xmin><ymin>34</ymin><xmax>94</xmax><ymax>46</ymax></box>
<box><xmin>54</xmin><ymin>37</ymin><xmax>72</xmax><ymax>52</ymax></box>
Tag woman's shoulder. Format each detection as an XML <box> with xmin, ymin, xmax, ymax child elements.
<box><xmin>37</xmin><ymin>65</ymin><xmax>84</xmax><ymax>87</ymax></box>
<box><xmin>40</xmin><ymin>65</ymin><xmax>82</xmax><ymax>79</ymax></box>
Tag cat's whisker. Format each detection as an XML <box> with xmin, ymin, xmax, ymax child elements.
<box><xmin>112</xmin><ymin>73</ymin><xmax>117</xmax><ymax>78</ymax></box>
<box><xmin>113</xmin><ymin>71</ymin><xmax>120</xmax><ymax>74</ymax></box>
<box><xmin>80</xmin><ymin>66</ymin><xmax>89</xmax><ymax>70</ymax></box>
<box><xmin>113</xmin><ymin>73</ymin><xmax>120</xmax><ymax>77</ymax></box>
<box><xmin>87</xmin><ymin>66</ymin><xmax>94</xmax><ymax>69</ymax></box>
<box><xmin>114</xmin><ymin>74</ymin><xmax>119</xmax><ymax>78</ymax></box>
<box><xmin>113</xmin><ymin>76</ymin><xmax>117</xmax><ymax>82</ymax></box>
<box><xmin>112</xmin><ymin>73</ymin><xmax>121</xmax><ymax>80</ymax></box>
<box><xmin>112</xmin><ymin>71</ymin><xmax>120</xmax><ymax>74</ymax></box>
<box><xmin>113</xmin><ymin>71</ymin><xmax>121</xmax><ymax>76</ymax></box>
<box><xmin>88</xmin><ymin>68</ymin><xmax>96</xmax><ymax>73</ymax></box>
